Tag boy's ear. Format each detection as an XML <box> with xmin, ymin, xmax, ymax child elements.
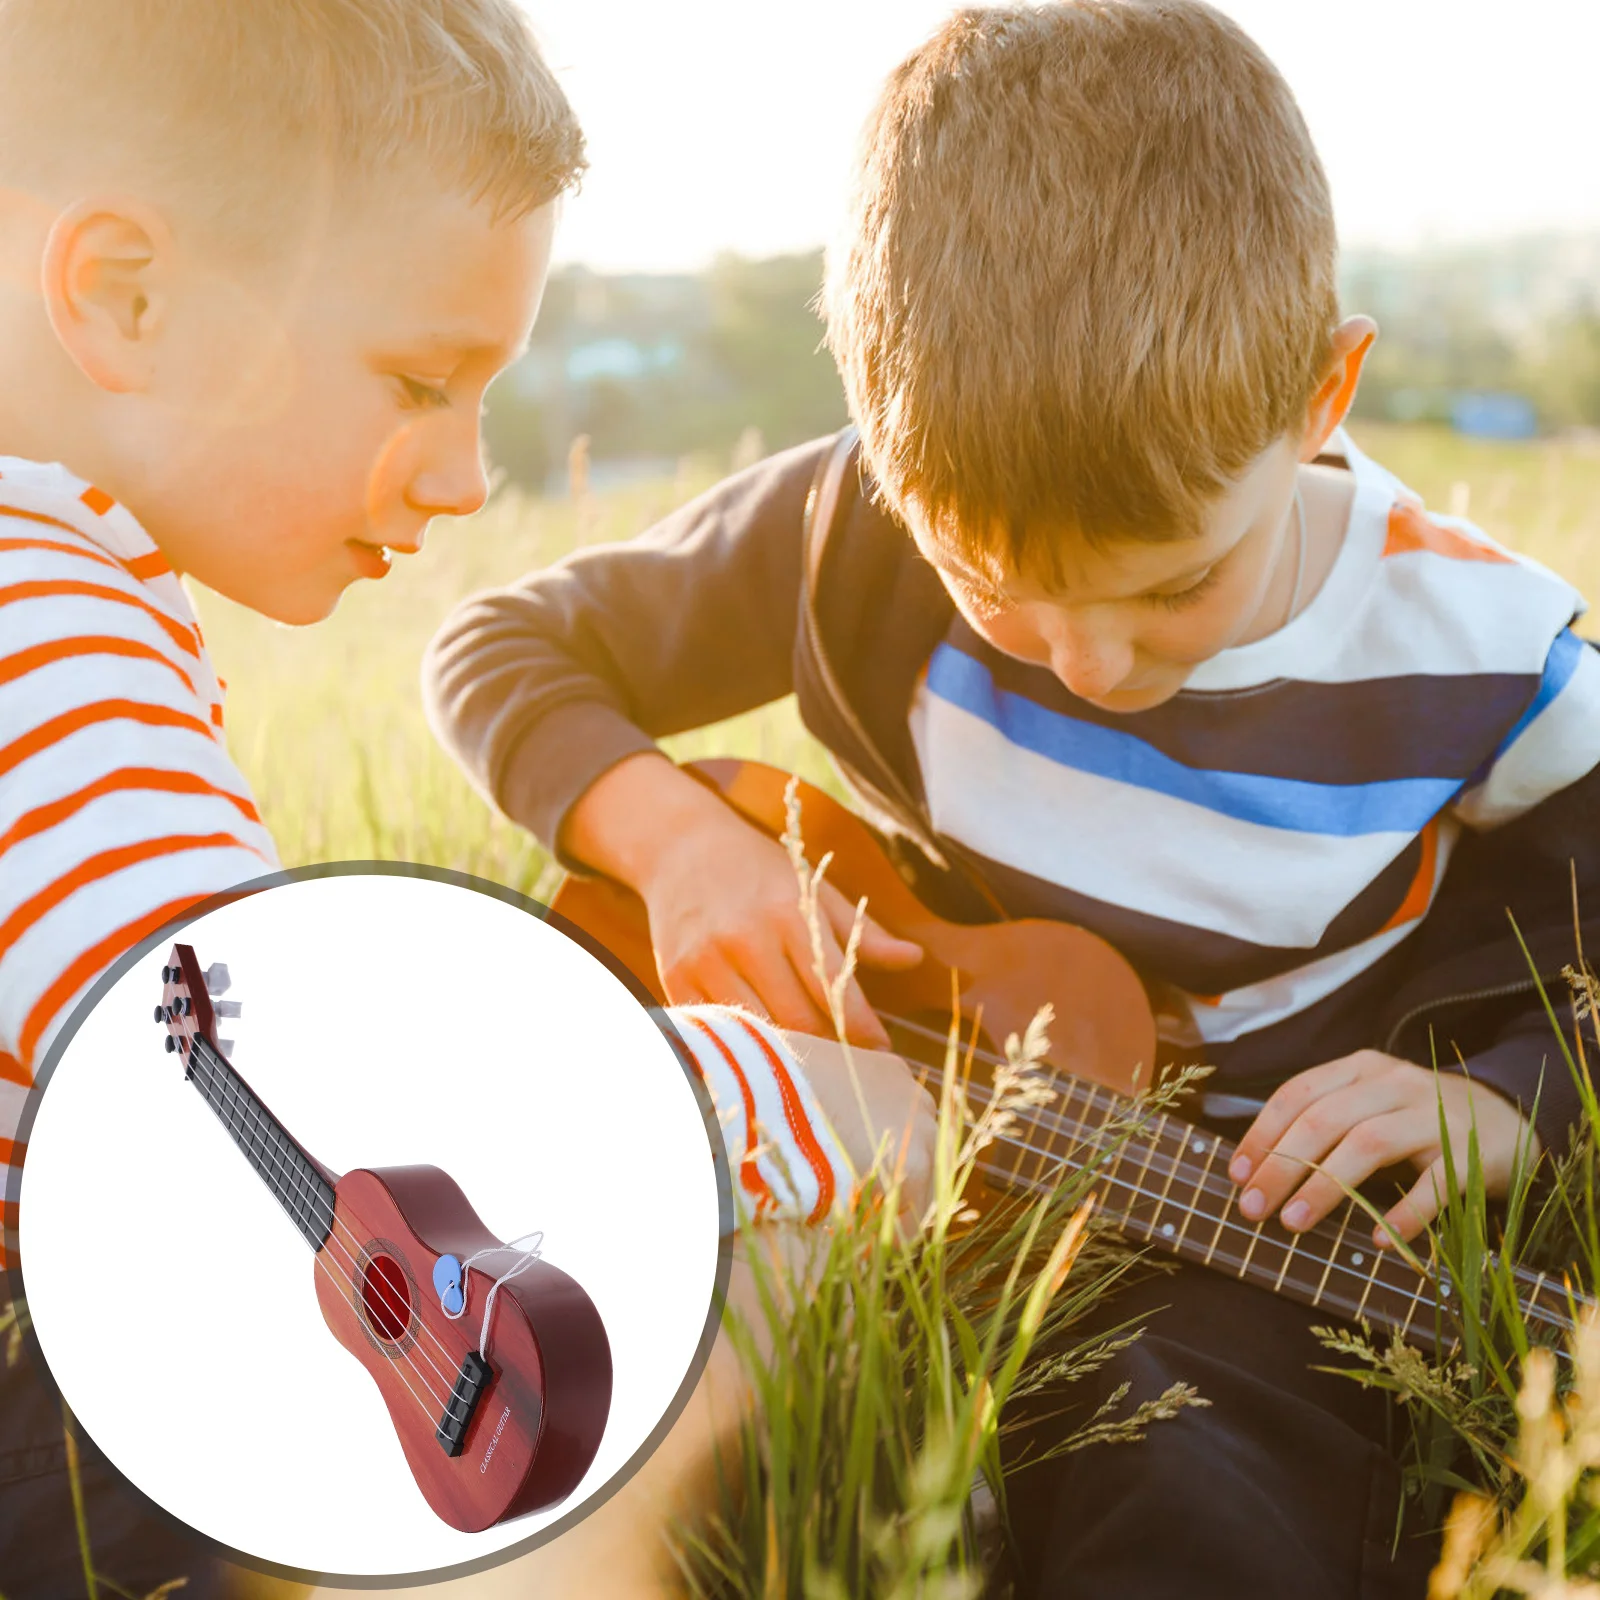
<box><xmin>41</xmin><ymin>198</ymin><xmax>173</xmax><ymax>394</ymax></box>
<box><xmin>1299</xmin><ymin>315</ymin><xmax>1378</xmax><ymax>461</ymax></box>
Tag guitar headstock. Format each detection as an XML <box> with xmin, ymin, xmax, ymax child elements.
<box><xmin>155</xmin><ymin>943</ymin><xmax>239</xmax><ymax>1070</ymax></box>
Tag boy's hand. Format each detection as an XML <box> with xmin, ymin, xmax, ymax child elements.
<box><xmin>638</xmin><ymin>809</ymin><xmax>923</xmax><ymax>1050</ymax></box>
<box><xmin>562</xmin><ymin>753</ymin><xmax>924</xmax><ymax>1048</ymax></box>
<box><xmin>1226</xmin><ymin>1051</ymin><xmax>1540</xmax><ymax>1247</ymax></box>
<box><xmin>786</xmin><ymin>1032</ymin><xmax>938</xmax><ymax>1220</ymax></box>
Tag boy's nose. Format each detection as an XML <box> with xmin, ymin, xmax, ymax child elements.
<box><xmin>1047</xmin><ymin>622</ymin><xmax>1137</xmax><ymax>703</ymax></box>
<box><xmin>407</xmin><ymin>428</ymin><xmax>490</xmax><ymax>520</ymax></box>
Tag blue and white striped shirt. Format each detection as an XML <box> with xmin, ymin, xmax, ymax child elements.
<box><xmin>908</xmin><ymin>437</ymin><xmax>1600</xmax><ymax>1055</ymax></box>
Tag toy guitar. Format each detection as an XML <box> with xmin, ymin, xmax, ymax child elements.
<box><xmin>155</xmin><ymin>943</ymin><xmax>612</xmax><ymax>1531</ymax></box>
<box><xmin>554</xmin><ymin>758</ymin><xmax>1590</xmax><ymax>1357</ymax></box>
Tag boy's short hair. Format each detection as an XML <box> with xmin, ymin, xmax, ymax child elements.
<box><xmin>0</xmin><ymin>0</ymin><xmax>585</xmax><ymax>251</ymax></box>
<box><xmin>823</xmin><ymin>0</ymin><xmax>1338</xmax><ymax>579</ymax></box>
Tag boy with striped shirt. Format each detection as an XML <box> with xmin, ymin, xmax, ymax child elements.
<box><xmin>0</xmin><ymin>4</ymin><xmax>567</xmax><ymax>1594</ymax></box>
<box><xmin>426</xmin><ymin>3</ymin><xmax>1600</xmax><ymax>1593</ymax></box>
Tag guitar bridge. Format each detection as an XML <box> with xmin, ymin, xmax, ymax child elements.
<box><xmin>436</xmin><ymin>1349</ymin><xmax>492</xmax><ymax>1456</ymax></box>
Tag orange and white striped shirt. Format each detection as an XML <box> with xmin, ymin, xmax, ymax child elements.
<box><xmin>669</xmin><ymin>1003</ymin><xmax>854</xmax><ymax>1227</ymax></box>
<box><xmin>1</xmin><ymin>457</ymin><xmax>278</xmax><ymax>1257</ymax></box>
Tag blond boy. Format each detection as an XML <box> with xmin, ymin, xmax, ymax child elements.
<box><xmin>0</xmin><ymin>4</ymin><xmax>580</xmax><ymax>1593</ymax></box>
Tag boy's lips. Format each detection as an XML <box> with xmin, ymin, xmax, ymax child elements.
<box><xmin>346</xmin><ymin>539</ymin><xmax>420</xmax><ymax>578</ymax></box>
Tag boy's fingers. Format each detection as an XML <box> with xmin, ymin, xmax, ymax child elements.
<box><xmin>1239</xmin><ymin>1073</ymin><xmax>1429</xmax><ymax>1221</ymax></box>
<box><xmin>1229</xmin><ymin>1055</ymin><xmax>1372</xmax><ymax>1183</ymax></box>
<box><xmin>856</xmin><ymin>916</ymin><xmax>924</xmax><ymax>969</ymax></box>
<box><xmin>683</xmin><ymin>948</ymin><xmax>819</xmax><ymax>1034</ymax></box>
<box><xmin>788</xmin><ymin>912</ymin><xmax>892</xmax><ymax>1047</ymax></box>
<box><xmin>741</xmin><ymin>950</ymin><xmax>837</xmax><ymax>1038</ymax></box>
<box><xmin>1267</xmin><ymin>1110</ymin><xmax>1426</xmax><ymax>1232</ymax></box>
<box><xmin>837</xmin><ymin>978</ymin><xmax>891</xmax><ymax>1048</ymax></box>
<box><xmin>820</xmin><ymin>884</ymin><xmax>923</xmax><ymax>969</ymax></box>
<box><xmin>1376</xmin><ymin>1156</ymin><xmax>1449</xmax><ymax>1247</ymax></box>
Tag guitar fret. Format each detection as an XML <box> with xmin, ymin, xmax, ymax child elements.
<box><xmin>1033</xmin><ymin>1077</ymin><xmax>1074</xmax><ymax>1190</ymax></box>
<box><xmin>1271</xmin><ymin>1228</ymin><xmax>1301</xmax><ymax>1292</ymax></box>
<box><xmin>189</xmin><ymin>1040</ymin><xmax>332</xmax><ymax>1249</ymax></box>
<box><xmin>1312</xmin><ymin>1207</ymin><xmax>1354</xmax><ymax>1308</ymax></box>
<box><xmin>1122</xmin><ymin>1111</ymin><xmax>1166</xmax><ymax>1235</ymax></box>
<box><xmin>1174</xmin><ymin>1136</ymin><xmax>1221</xmax><ymax>1254</ymax></box>
<box><xmin>1145</xmin><ymin>1115</ymin><xmax>1187</xmax><ymax>1243</ymax></box>
<box><xmin>1397</xmin><ymin>1256</ymin><xmax>1430</xmax><ymax>1342</ymax></box>
<box><xmin>1529</xmin><ymin>1270</ymin><xmax>1551</xmax><ymax>1321</ymax></box>
<box><xmin>1013</xmin><ymin>1071</ymin><xmax>1065</xmax><ymax>1190</ymax></box>
<box><xmin>1353</xmin><ymin>1236</ymin><xmax>1384</xmax><ymax>1323</ymax></box>
<box><xmin>1096</xmin><ymin>1095</ymin><xmax>1130</xmax><ymax>1206</ymax></box>
<box><xmin>1234</xmin><ymin>1217</ymin><xmax>1267</xmax><ymax>1280</ymax></box>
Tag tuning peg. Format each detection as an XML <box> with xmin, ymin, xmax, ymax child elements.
<box><xmin>216</xmin><ymin>1038</ymin><xmax>235</xmax><ymax>1060</ymax></box>
<box><xmin>203</xmin><ymin>963</ymin><xmax>231</xmax><ymax>996</ymax></box>
<box><xmin>213</xmin><ymin>999</ymin><xmax>242</xmax><ymax>1019</ymax></box>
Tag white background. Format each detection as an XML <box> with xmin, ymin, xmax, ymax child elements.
<box><xmin>530</xmin><ymin>0</ymin><xmax>1600</xmax><ymax>271</ymax></box>
<box><xmin>19</xmin><ymin>872</ymin><xmax>724</xmax><ymax>1581</ymax></box>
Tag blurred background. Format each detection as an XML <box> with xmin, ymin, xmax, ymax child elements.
<box><xmin>197</xmin><ymin>0</ymin><xmax>1600</xmax><ymax>882</ymax></box>
<box><xmin>486</xmin><ymin>0</ymin><xmax>1600</xmax><ymax>487</ymax></box>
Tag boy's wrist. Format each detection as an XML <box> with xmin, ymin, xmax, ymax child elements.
<box><xmin>559</xmin><ymin>750</ymin><xmax>737</xmax><ymax>894</ymax></box>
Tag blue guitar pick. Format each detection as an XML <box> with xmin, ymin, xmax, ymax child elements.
<box><xmin>433</xmin><ymin>1253</ymin><xmax>465</xmax><ymax>1316</ymax></box>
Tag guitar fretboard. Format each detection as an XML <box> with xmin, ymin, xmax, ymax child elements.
<box><xmin>186</xmin><ymin>1038</ymin><xmax>334</xmax><ymax>1251</ymax></box>
<box><xmin>898</xmin><ymin>1024</ymin><xmax>1584</xmax><ymax>1354</ymax></box>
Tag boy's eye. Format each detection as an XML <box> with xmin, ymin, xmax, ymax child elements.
<box><xmin>1147</xmin><ymin>565</ymin><xmax>1222</xmax><ymax>611</ymax></box>
<box><xmin>395</xmin><ymin>375</ymin><xmax>452</xmax><ymax>411</ymax></box>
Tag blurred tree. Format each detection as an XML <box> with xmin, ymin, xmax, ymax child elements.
<box><xmin>1524</xmin><ymin>310</ymin><xmax>1600</xmax><ymax>427</ymax></box>
<box><xmin>697</xmin><ymin>251</ymin><xmax>848</xmax><ymax>447</ymax></box>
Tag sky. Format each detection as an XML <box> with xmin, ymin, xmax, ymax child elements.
<box><xmin>525</xmin><ymin>0</ymin><xmax>1600</xmax><ymax>274</ymax></box>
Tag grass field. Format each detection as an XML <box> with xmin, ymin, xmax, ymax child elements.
<box><xmin>194</xmin><ymin>423</ymin><xmax>1600</xmax><ymax>881</ymax></box>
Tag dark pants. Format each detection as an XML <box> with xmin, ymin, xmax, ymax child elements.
<box><xmin>1001</xmin><ymin>1263</ymin><xmax>1442</xmax><ymax>1599</ymax></box>
<box><xmin>1</xmin><ymin>1347</ymin><xmax>232</xmax><ymax>1600</ymax></box>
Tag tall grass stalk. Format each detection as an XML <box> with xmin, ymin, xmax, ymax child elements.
<box><xmin>671</xmin><ymin>780</ymin><xmax>1203</xmax><ymax>1597</ymax></box>
<box><xmin>1311</xmin><ymin>902</ymin><xmax>1600</xmax><ymax>1593</ymax></box>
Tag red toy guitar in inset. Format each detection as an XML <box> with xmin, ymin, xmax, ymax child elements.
<box><xmin>155</xmin><ymin>943</ymin><xmax>612</xmax><ymax>1532</ymax></box>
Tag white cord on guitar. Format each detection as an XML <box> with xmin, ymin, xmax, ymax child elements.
<box><xmin>442</xmin><ymin>1230</ymin><xmax>545</xmax><ymax>1358</ymax></box>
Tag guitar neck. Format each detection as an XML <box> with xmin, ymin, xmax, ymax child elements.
<box><xmin>184</xmin><ymin>1037</ymin><xmax>335</xmax><ymax>1252</ymax></box>
<box><xmin>923</xmin><ymin>1055</ymin><xmax>1583</xmax><ymax>1354</ymax></box>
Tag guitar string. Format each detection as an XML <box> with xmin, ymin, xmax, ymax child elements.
<box><xmin>884</xmin><ymin>1007</ymin><xmax>1585</xmax><ymax>1319</ymax></box>
<box><xmin>896</xmin><ymin>1004</ymin><xmax>1580</xmax><ymax>1305</ymax></box>
<box><xmin>185</xmin><ymin>1040</ymin><xmax>459</xmax><ymax>1405</ymax></box>
<box><xmin>186</xmin><ymin>1030</ymin><xmax>566</xmax><ymax>1393</ymax></box>
<box><xmin>896</xmin><ymin>1033</ymin><xmax>1582</xmax><ymax>1342</ymax></box>
<box><xmin>185</xmin><ymin>1048</ymin><xmax>449</xmax><ymax>1432</ymax></box>
<box><xmin>187</xmin><ymin>1037</ymin><xmax>480</xmax><ymax>1397</ymax></box>
<box><xmin>185</xmin><ymin>1039</ymin><xmax>468</xmax><ymax>1415</ymax></box>
<box><xmin>187</xmin><ymin>1028</ymin><xmax>502</xmax><ymax>1378</ymax></box>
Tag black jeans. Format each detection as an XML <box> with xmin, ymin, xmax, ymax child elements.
<box><xmin>1001</xmin><ymin>1262</ymin><xmax>1441</xmax><ymax>1599</ymax></box>
<box><xmin>0</xmin><ymin>1347</ymin><xmax>233</xmax><ymax>1600</ymax></box>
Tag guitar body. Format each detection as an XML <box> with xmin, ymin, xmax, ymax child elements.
<box><xmin>553</xmin><ymin>758</ymin><xmax>1158</xmax><ymax>1095</ymax></box>
<box><xmin>313</xmin><ymin>1166</ymin><xmax>614</xmax><ymax>1533</ymax></box>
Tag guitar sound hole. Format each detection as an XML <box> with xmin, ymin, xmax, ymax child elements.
<box><xmin>361</xmin><ymin>1254</ymin><xmax>412</xmax><ymax>1342</ymax></box>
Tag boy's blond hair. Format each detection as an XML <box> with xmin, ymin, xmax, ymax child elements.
<box><xmin>824</xmin><ymin>0</ymin><xmax>1337</xmax><ymax>580</ymax></box>
<box><xmin>0</xmin><ymin>0</ymin><xmax>585</xmax><ymax>251</ymax></box>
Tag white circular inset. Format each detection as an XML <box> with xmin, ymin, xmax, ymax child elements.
<box><xmin>19</xmin><ymin>870</ymin><xmax>725</xmax><ymax>1581</ymax></box>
